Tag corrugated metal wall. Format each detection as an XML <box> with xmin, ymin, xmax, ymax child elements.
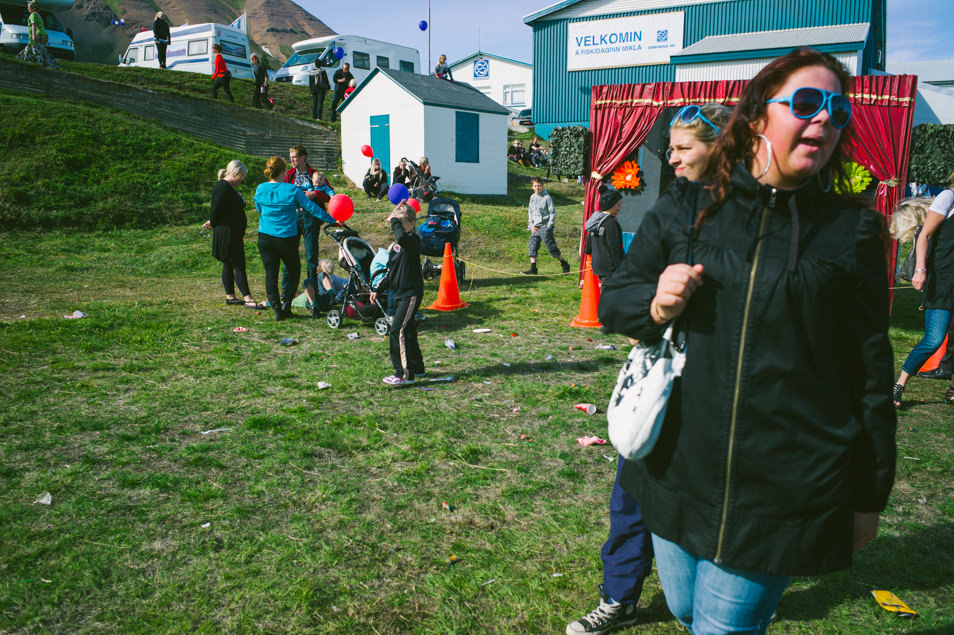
<box><xmin>674</xmin><ymin>53</ymin><xmax>863</xmax><ymax>82</ymax></box>
<box><xmin>532</xmin><ymin>0</ymin><xmax>882</xmax><ymax>130</ymax></box>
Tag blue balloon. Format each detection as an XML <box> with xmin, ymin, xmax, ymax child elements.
<box><xmin>119</xmin><ymin>18</ymin><xmax>125</xmax><ymax>25</ymax></box>
<box><xmin>388</xmin><ymin>183</ymin><xmax>410</xmax><ymax>205</ymax></box>
<box><xmin>112</xmin><ymin>20</ymin><xmax>118</xmax><ymax>25</ymax></box>
<box><xmin>419</xmin><ymin>20</ymin><xmax>427</xmax><ymax>31</ymax></box>
<box><xmin>333</xmin><ymin>46</ymin><xmax>344</xmax><ymax>60</ymax></box>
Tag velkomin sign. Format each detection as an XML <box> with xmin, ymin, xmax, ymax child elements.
<box><xmin>567</xmin><ymin>12</ymin><xmax>684</xmax><ymax>71</ymax></box>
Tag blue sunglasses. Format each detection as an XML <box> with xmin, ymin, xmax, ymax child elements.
<box><xmin>766</xmin><ymin>87</ymin><xmax>852</xmax><ymax>129</ymax></box>
<box><xmin>670</xmin><ymin>105</ymin><xmax>721</xmax><ymax>134</ymax></box>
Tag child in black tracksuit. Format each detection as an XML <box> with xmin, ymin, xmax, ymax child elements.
<box><xmin>371</xmin><ymin>203</ymin><xmax>425</xmax><ymax>385</ymax></box>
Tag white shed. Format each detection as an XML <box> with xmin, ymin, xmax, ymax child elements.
<box><xmin>339</xmin><ymin>68</ymin><xmax>511</xmax><ymax>196</ymax></box>
<box><xmin>448</xmin><ymin>51</ymin><xmax>533</xmax><ymax>111</ymax></box>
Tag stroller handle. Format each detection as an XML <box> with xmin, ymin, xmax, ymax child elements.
<box><xmin>323</xmin><ymin>221</ymin><xmax>355</xmax><ymax>240</ymax></box>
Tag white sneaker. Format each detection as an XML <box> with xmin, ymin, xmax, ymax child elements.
<box><xmin>383</xmin><ymin>375</ymin><xmax>414</xmax><ymax>386</ymax></box>
<box><xmin>566</xmin><ymin>585</ymin><xmax>638</xmax><ymax>634</ymax></box>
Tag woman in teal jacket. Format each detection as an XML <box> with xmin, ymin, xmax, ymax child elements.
<box><xmin>255</xmin><ymin>156</ymin><xmax>336</xmax><ymax>320</ymax></box>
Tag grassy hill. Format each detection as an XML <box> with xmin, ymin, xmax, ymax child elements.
<box><xmin>0</xmin><ymin>86</ymin><xmax>951</xmax><ymax>634</ymax></box>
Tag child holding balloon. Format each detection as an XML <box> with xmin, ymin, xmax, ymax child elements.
<box><xmin>370</xmin><ymin>202</ymin><xmax>425</xmax><ymax>386</ymax></box>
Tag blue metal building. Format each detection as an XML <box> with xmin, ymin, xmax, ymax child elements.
<box><xmin>524</xmin><ymin>0</ymin><xmax>886</xmax><ymax>138</ymax></box>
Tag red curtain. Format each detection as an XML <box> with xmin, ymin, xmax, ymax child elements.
<box><xmin>845</xmin><ymin>74</ymin><xmax>919</xmax><ymax>282</ymax></box>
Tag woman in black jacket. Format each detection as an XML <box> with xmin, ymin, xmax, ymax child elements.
<box><xmin>599</xmin><ymin>48</ymin><xmax>895</xmax><ymax>633</ymax></box>
<box><xmin>203</xmin><ymin>160</ymin><xmax>262</xmax><ymax>308</ymax></box>
<box><xmin>363</xmin><ymin>158</ymin><xmax>389</xmax><ymax>201</ymax></box>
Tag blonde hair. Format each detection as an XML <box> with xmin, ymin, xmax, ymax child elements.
<box><xmin>218</xmin><ymin>159</ymin><xmax>248</xmax><ymax>181</ymax></box>
<box><xmin>319</xmin><ymin>259</ymin><xmax>334</xmax><ymax>275</ymax></box>
<box><xmin>312</xmin><ymin>170</ymin><xmax>325</xmax><ymax>183</ymax></box>
<box><xmin>391</xmin><ymin>203</ymin><xmax>416</xmax><ymax>231</ymax></box>
<box><xmin>154</xmin><ymin>11</ymin><xmax>164</xmax><ymax>20</ymax></box>
<box><xmin>670</xmin><ymin>103</ymin><xmax>732</xmax><ymax>147</ymax></box>
<box><xmin>264</xmin><ymin>156</ymin><xmax>286</xmax><ymax>180</ymax></box>
<box><xmin>890</xmin><ymin>197</ymin><xmax>932</xmax><ymax>242</ymax></box>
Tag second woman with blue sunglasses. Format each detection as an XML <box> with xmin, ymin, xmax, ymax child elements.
<box><xmin>599</xmin><ymin>48</ymin><xmax>894</xmax><ymax>634</ymax></box>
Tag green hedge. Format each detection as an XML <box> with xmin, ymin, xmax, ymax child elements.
<box><xmin>549</xmin><ymin>126</ymin><xmax>589</xmax><ymax>177</ymax></box>
<box><xmin>909</xmin><ymin>124</ymin><xmax>954</xmax><ymax>186</ymax></box>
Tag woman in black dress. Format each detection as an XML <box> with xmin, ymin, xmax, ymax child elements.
<box><xmin>203</xmin><ymin>160</ymin><xmax>263</xmax><ymax>308</ymax></box>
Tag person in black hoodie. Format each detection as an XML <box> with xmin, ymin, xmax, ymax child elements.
<box><xmin>309</xmin><ymin>67</ymin><xmax>330</xmax><ymax>120</ymax></box>
<box><xmin>585</xmin><ymin>185</ymin><xmax>624</xmax><ymax>283</ymax></box>
<box><xmin>598</xmin><ymin>48</ymin><xmax>895</xmax><ymax>633</ymax></box>
<box><xmin>152</xmin><ymin>12</ymin><xmax>171</xmax><ymax>69</ymax></box>
<box><xmin>371</xmin><ymin>202</ymin><xmax>425</xmax><ymax>386</ymax></box>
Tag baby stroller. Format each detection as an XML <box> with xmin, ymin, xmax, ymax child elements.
<box><xmin>402</xmin><ymin>157</ymin><xmax>441</xmax><ymax>202</ymax></box>
<box><xmin>322</xmin><ymin>224</ymin><xmax>390</xmax><ymax>336</ymax></box>
<box><xmin>419</xmin><ymin>196</ymin><xmax>464</xmax><ymax>283</ymax></box>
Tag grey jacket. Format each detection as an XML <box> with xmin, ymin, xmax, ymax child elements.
<box><xmin>528</xmin><ymin>191</ymin><xmax>556</xmax><ymax>230</ymax></box>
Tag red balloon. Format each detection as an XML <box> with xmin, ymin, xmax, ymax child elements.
<box><xmin>328</xmin><ymin>194</ymin><xmax>354</xmax><ymax>222</ymax></box>
<box><xmin>408</xmin><ymin>198</ymin><xmax>421</xmax><ymax>213</ymax></box>
<box><xmin>361</xmin><ymin>145</ymin><xmax>373</xmax><ymax>158</ymax></box>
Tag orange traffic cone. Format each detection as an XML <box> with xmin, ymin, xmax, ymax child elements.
<box><xmin>570</xmin><ymin>255</ymin><xmax>601</xmax><ymax>328</ymax></box>
<box><xmin>918</xmin><ymin>335</ymin><xmax>949</xmax><ymax>373</ymax></box>
<box><xmin>428</xmin><ymin>243</ymin><xmax>469</xmax><ymax>311</ymax></box>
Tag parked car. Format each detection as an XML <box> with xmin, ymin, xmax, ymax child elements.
<box><xmin>509</xmin><ymin>107</ymin><xmax>532</xmax><ymax>130</ymax></box>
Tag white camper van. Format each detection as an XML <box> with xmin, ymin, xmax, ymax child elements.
<box><xmin>274</xmin><ymin>35</ymin><xmax>419</xmax><ymax>86</ymax></box>
<box><xmin>0</xmin><ymin>0</ymin><xmax>75</xmax><ymax>61</ymax></box>
<box><xmin>120</xmin><ymin>22</ymin><xmax>252</xmax><ymax>79</ymax></box>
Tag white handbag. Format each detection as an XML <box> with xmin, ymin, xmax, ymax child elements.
<box><xmin>606</xmin><ymin>322</ymin><xmax>686</xmax><ymax>460</ymax></box>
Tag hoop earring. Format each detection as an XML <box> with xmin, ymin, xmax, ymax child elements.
<box><xmin>817</xmin><ymin>166</ymin><xmax>833</xmax><ymax>193</ymax></box>
<box><xmin>755</xmin><ymin>134</ymin><xmax>773</xmax><ymax>180</ymax></box>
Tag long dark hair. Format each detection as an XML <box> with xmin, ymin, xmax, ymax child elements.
<box><xmin>701</xmin><ymin>48</ymin><xmax>855</xmax><ymax>224</ymax></box>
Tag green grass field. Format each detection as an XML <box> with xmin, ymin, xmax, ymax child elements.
<box><xmin>0</xmin><ymin>84</ymin><xmax>952</xmax><ymax>634</ymax></box>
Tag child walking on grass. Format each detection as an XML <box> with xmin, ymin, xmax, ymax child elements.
<box><xmin>524</xmin><ymin>177</ymin><xmax>571</xmax><ymax>275</ymax></box>
<box><xmin>370</xmin><ymin>203</ymin><xmax>425</xmax><ymax>386</ymax></box>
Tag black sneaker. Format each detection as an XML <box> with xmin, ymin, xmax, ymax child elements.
<box><xmin>522</xmin><ymin>265</ymin><xmax>538</xmax><ymax>275</ymax></box>
<box><xmin>566</xmin><ymin>585</ymin><xmax>638</xmax><ymax>635</ymax></box>
<box><xmin>918</xmin><ymin>367</ymin><xmax>953</xmax><ymax>380</ymax></box>
<box><xmin>561</xmin><ymin>260</ymin><xmax>571</xmax><ymax>274</ymax></box>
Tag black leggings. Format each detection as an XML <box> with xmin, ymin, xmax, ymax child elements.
<box><xmin>257</xmin><ymin>233</ymin><xmax>300</xmax><ymax>311</ymax></box>
<box><xmin>389</xmin><ymin>294</ymin><xmax>424</xmax><ymax>380</ymax></box>
<box><xmin>222</xmin><ymin>262</ymin><xmax>251</xmax><ymax>297</ymax></box>
<box><xmin>212</xmin><ymin>75</ymin><xmax>234</xmax><ymax>103</ymax></box>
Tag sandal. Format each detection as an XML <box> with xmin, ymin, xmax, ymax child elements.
<box><xmin>226</xmin><ymin>298</ymin><xmax>244</xmax><ymax>306</ymax></box>
<box><xmin>945</xmin><ymin>385</ymin><xmax>954</xmax><ymax>405</ymax></box>
<box><xmin>244</xmin><ymin>300</ymin><xmax>265</xmax><ymax>309</ymax></box>
<box><xmin>892</xmin><ymin>383</ymin><xmax>904</xmax><ymax>408</ymax></box>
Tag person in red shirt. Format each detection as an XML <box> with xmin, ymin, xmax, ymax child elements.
<box><xmin>211</xmin><ymin>44</ymin><xmax>234</xmax><ymax>103</ymax></box>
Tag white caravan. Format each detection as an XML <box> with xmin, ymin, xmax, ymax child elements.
<box><xmin>0</xmin><ymin>0</ymin><xmax>75</xmax><ymax>61</ymax></box>
<box><xmin>120</xmin><ymin>22</ymin><xmax>252</xmax><ymax>79</ymax></box>
<box><xmin>273</xmin><ymin>34</ymin><xmax>419</xmax><ymax>86</ymax></box>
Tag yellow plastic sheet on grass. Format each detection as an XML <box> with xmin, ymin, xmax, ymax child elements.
<box><xmin>871</xmin><ymin>590</ymin><xmax>918</xmax><ymax>618</ymax></box>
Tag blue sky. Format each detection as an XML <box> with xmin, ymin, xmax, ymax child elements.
<box><xmin>291</xmin><ymin>0</ymin><xmax>954</xmax><ymax>69</ymax></box>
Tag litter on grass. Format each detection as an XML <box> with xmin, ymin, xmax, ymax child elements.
<box><xmin>200</xmin><ymin>428</ymin><xmax>232</xmax><ymax>435</ymax></box>
<box><xmin>442</xmin><ymin>501</ymin><xmax>454</xmax><ymax>511</ymax></box>
<box><xmin>546</xmin><ymin>355</ymin><xmax>554</xmax><ymax>360</ymax></box>
<box><xmin>574</xmin><ymin>403</ymin><xmax>598</xmax><ymax>415</ymax></box>
<box><xmin>502</xmin><ymin>362</ymin><xmax>511</xmax><ymax>367</ymax></box>
<box><xmin>64</xmin><ymin>310</ymin><xmax>87</xmax><ymax>319</ymax></box>
<box><xmin>594</xmin><ymin>344</ymin><xmax>617</xmax><ymax>350</ymax></box>
<box><xmin>577</xmin><ymin>435</ymin><xmax>607</xmax><ymax>446</ymax></box>
<box><xmin>445</xmin><ymin>338</ymin><xmax>456</xmax><ymax>350</ymax></box>
<box><xmin>34</xmin><ymin>492</ymin><xmax>52</xmax><ymax>505</ymax></box>
<box><xmin>317</xmin><ymin>382</ymin><xmax>331</xmax><ymax>389</ymax></box>
<box><xmin>420</xmin><ymin>386</ymin><xmax>437</xmax><ymax>391</ymax></box>
<box><xmin>347</xmin><ymin>332</ymin><xmax>359</xmax><ymax>340</ymax></box>
<box><xmin>201</xmin><ymin>522</ymin><xmax>211</xmax><ymax>528</ymax></box>
<box><xmin>233</xmin><ymin>327</ymin><xmax>248</xmax><ymax>333</ymax></box>
<box><xmin>871</xmin><ymin>590</ymin><xmax>918</xmax><ymax>617</ymax></box>
<box><xmin>280</xmin><ymin>337</ymin><xmax>298</xmax><ymax>346</ymax></box>
<box><xmin>472</xmin><ymin>328</ymin><xmax>492</xmax><ymax>333</ymax></box>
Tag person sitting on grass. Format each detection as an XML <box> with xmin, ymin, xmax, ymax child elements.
<box><xmin>294</xmin><ymin>258</ymin><xmax>349</xmax><ymax>318</ymax></box>
<box><xmin>363</xmin><ymin>158</ymin><xmax>389</xmax><ymax>201</ymax></box>
<box><xmin>370</xmin><ymin>203</ymin><xmax>425</xmax><ymax>386</ymax></box>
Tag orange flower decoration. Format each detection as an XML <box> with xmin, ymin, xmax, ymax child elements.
<box><xmin>611</xmin><ymin>161</ymin><xmax>642</xmax><ymax>190</ymax></box>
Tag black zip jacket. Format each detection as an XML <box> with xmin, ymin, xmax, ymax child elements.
<box><xmin>599</xmin><ymin>164</ymin><xmax>896</xmax><ymax>576</ymax></box>
<box><xmin>585</xmin><ymin>211</ymin><xmax>624</xmax><ymax>279</ymax></box>
<box><xmin>375</xmin><ymin>218</ymin><xmax>424</xmax><ymax>299</ymax></box>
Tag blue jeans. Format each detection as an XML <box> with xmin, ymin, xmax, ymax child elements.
<box><xmin>901</xmin><ymin>308</ymin><xmax>952</xmax><ymax>375</ymax></box>
<box><xmin>601</xmin><ymin>457</ymin><xmax>653</xmax><ymax>604</ymax></box>
<box><xmin>651</xmin><ymin>534</ymin><xmax>790</xmax><ymax>635</ymax></box>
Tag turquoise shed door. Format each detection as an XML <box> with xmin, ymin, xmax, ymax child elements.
<box><xmin>370</xmin><ymin>115</ymin><xmax>391</xmax><ymax>181</ymax></box>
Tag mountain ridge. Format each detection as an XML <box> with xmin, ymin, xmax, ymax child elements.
<box><xmin>58</xmin><ymin>0</ymin><xmax>335</xmax><ymax>66</ymax></box>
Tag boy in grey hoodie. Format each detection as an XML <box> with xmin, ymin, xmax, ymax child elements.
<box><xmin>524</xmin><ymin>177</ymin><xmax>571</xmax><ymax>274</ymax></box>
